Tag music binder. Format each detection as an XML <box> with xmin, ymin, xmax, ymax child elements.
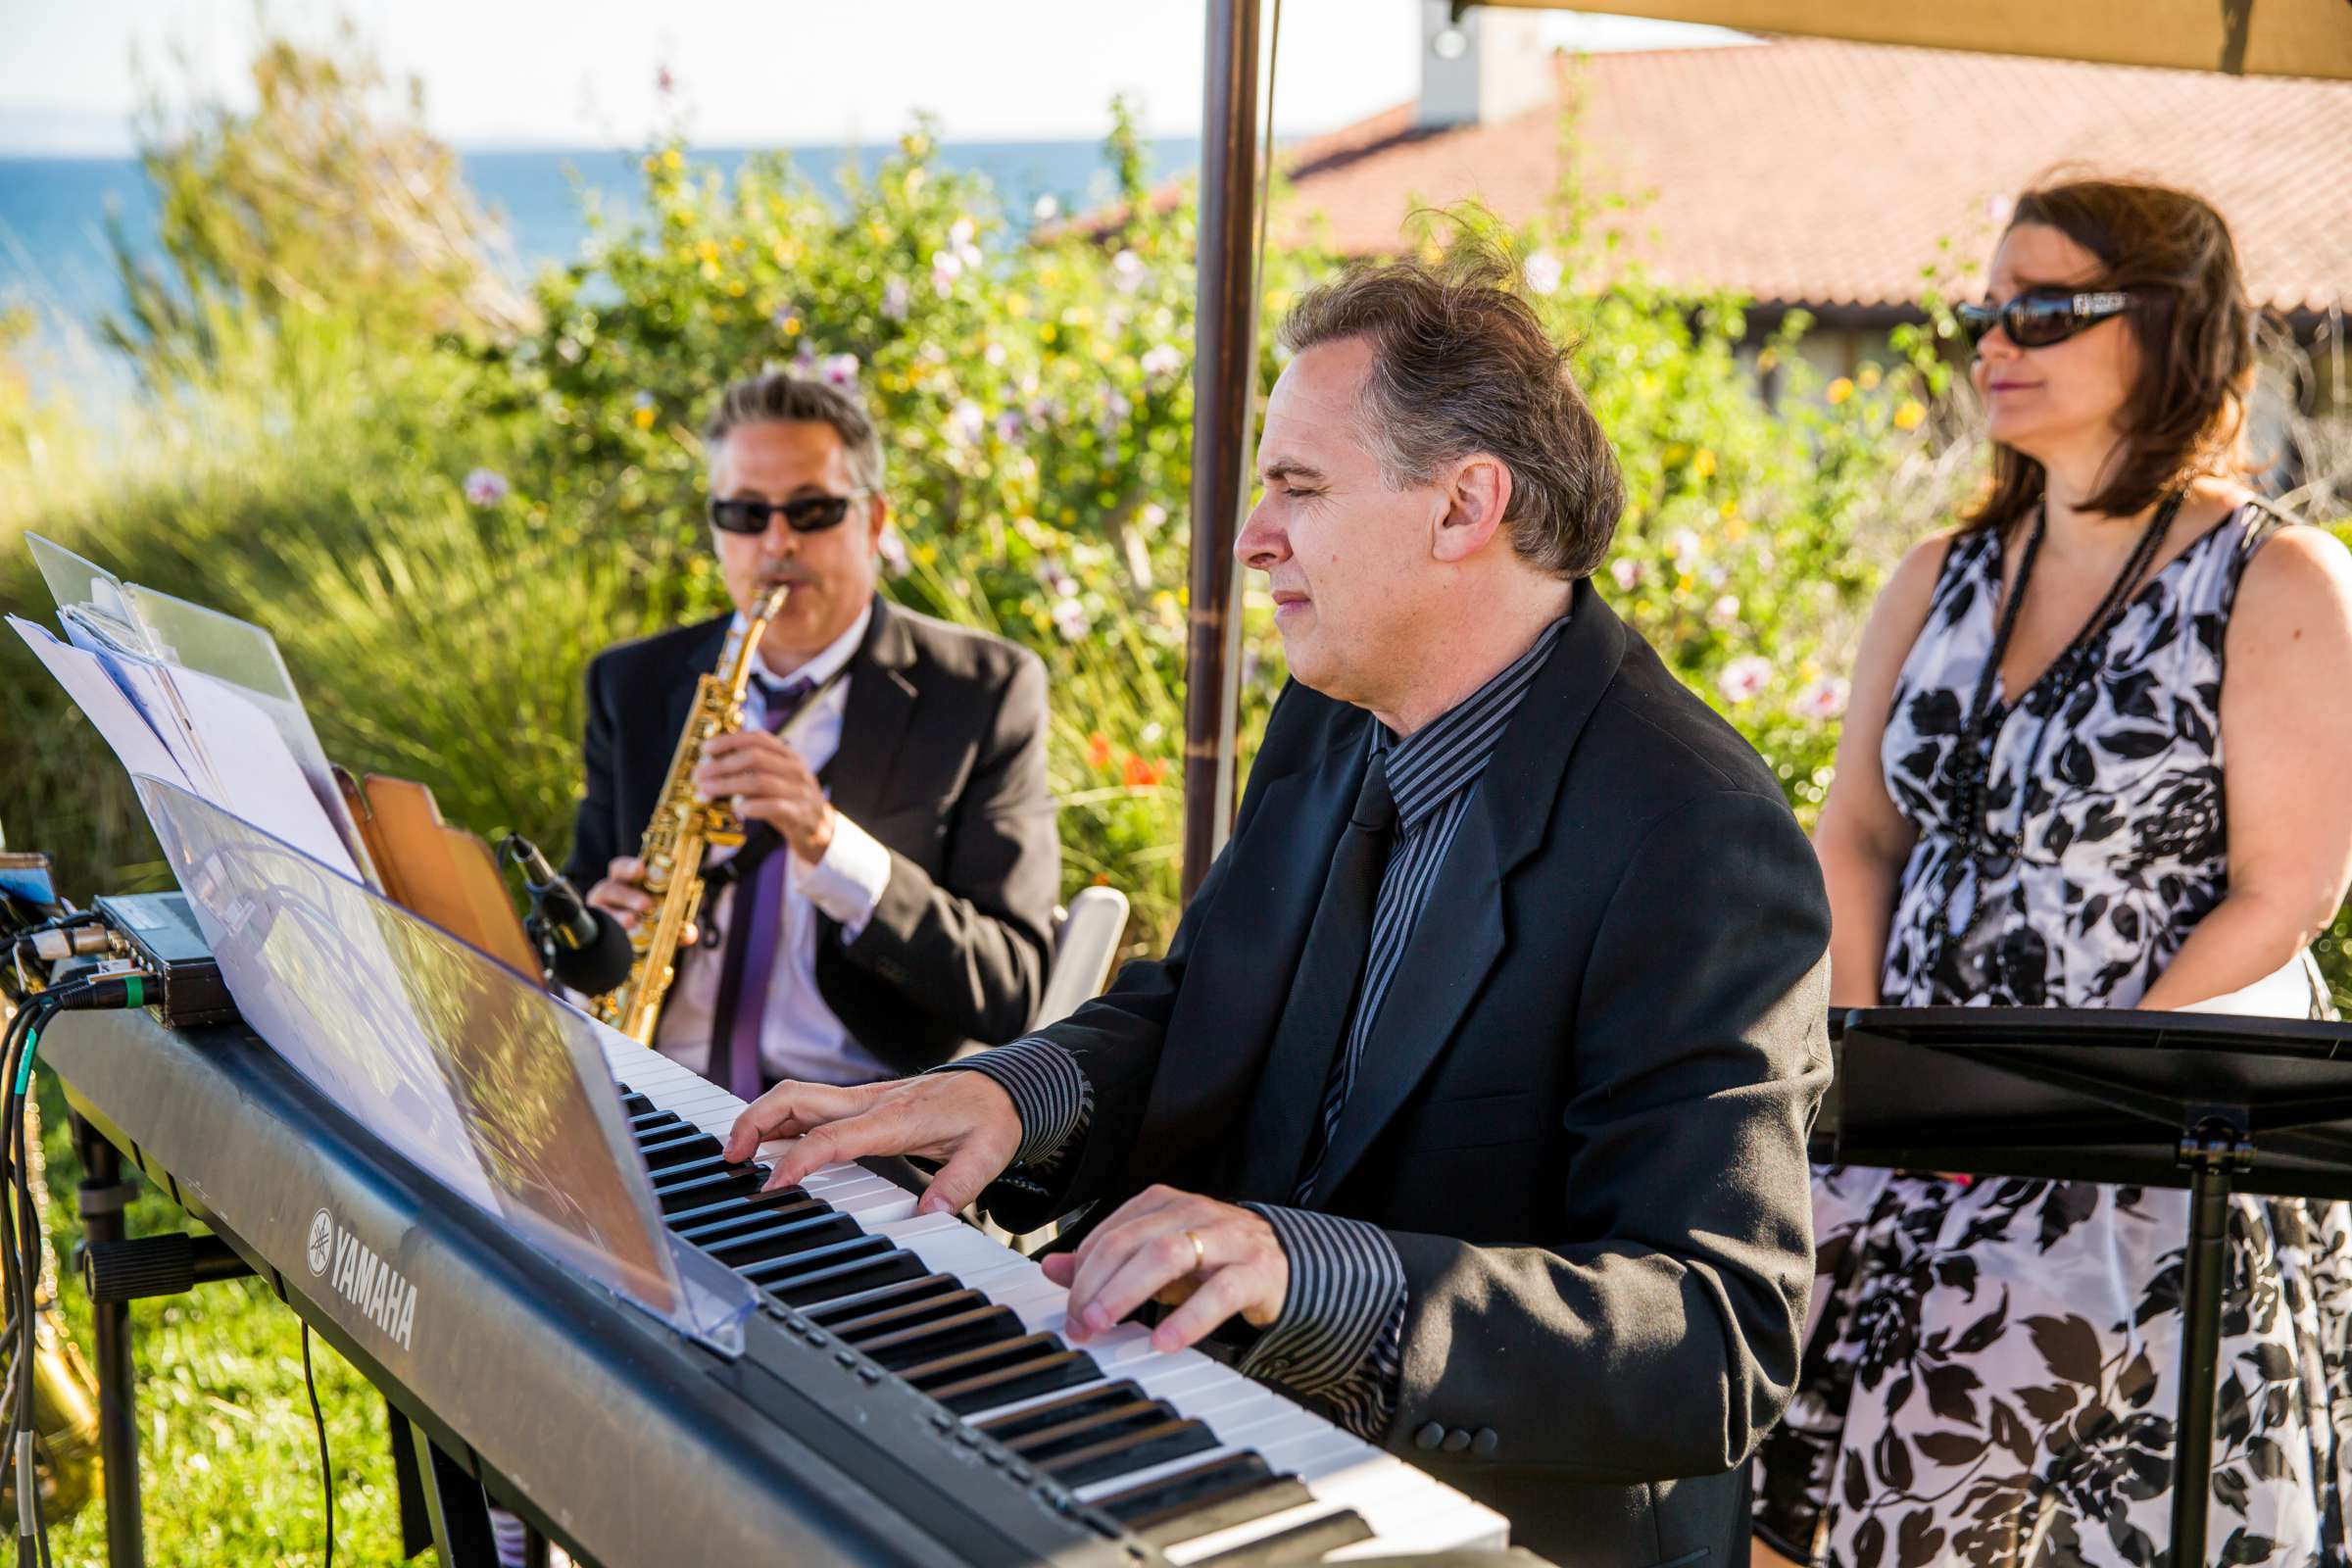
<box><xmin>1823</xmin><ymin>1005</ymin><xmax>2352</xmax><ymax>1567</ymax></box>
<box><xmin>333</xmin><ymin>768</ymin><xmax>541</xmax><ymax>980</ymax></box>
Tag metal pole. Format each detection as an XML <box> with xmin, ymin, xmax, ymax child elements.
<box><xmin>1181</xmin><ymin>0</ymin><xmax>1263</xmax><ymax>904</ymax></box>
<box><xmin>72</xmin><ymin>1116</ymin><xmax>142</xmax><ymax>1568</ymax></box>
<box><xmin>2170</xmin><ymin>1150</ymin><xmax>2233</xmax><ymax>1568</ymax></box>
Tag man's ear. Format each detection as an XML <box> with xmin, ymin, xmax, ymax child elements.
<box><xmin>865</xmin><ymin>492</ymin><xmax>892</xmax><ymax>548</ymax></box>
<box><xmin>1431</xmin><ymin>456</ymin><xmax>1512</xmax><ymax>564</ymax></box>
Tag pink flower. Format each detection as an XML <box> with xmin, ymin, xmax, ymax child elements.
<box><xmin>880</xmin><ymin>277</ymin><xmax>911</xmax><ymax>320</ymax></box>
<box><xmin>946</xmin><ymin>400</ymin><xmax>985</xmax><ymax>448</ymax></box>
<box><xmin>995</xmin><ymin>410</ymin><xmax>1025</xmax><ymax>443</ymax></box>
<box><xmin>1708</xmin><ymin>593</ymin><xmax>1741</xmax><ymax>628</ymax></box>
<box><xmin>1793</xmin><ymin>675</ymin><xmax>1850</xmax><ymax>720</ymax></box>
<box><xmin>1716</xmin><ymin>656</ymin><xmax>1773</xmax><ymax>705</ymax></box>
<box><xmin>876</xmin><ymin>527</ymin><xmax>910</xmax><ymax>576</ymax></box>
<box><xmin>1523</xmin><ymin>251</ymin><xmax>1563</xmax><ymax>296</ymax></box>
<box><xmin>1609</xmin><ymin>558</ymin><xmax>1642</xmax><ymax>593</ymax></box>
<box><xmin>1111</xmin><ymin>250</ymin><xmax>1147</xmax><ymax>295</ymax></box>
<box><xmin>462</xmin><ymin>467</ymin><xmax>510</xmax><ymax>507</ymax></box>
<box><xmin>821</xmin><ymin>353</ymin><xmax>859</xmax><ymax>387</ymax></box>
<box><xmin>1669</xmin><ymin>528</ymin><xmax>1703</xmax><ymax>566</ymax></box>
<box><xmin>1052</xmin><ymin>596</ymin><xmax>1089</xmax><ymax>641</ymax></box>
<box><xmin>1140</xmin><ymin>344</ymin><xmax>1183</xmax><ymax>382</ymax></box>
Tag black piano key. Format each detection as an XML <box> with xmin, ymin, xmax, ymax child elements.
<box><xmin>1037</xmin><ymin>1417</ymin><xmax>1220</xmax><ymax>1490</ymax></box>
<box><xmin>619</xmin><ymin>1092</ymin><xmax>655</xmax><ymax>1116</ymax></box>
<box><xmin>668</xmin><ymin>1188</ymin><xmax>813</xmax><ymax>1239</ymax></box>
<box><xmin>1090</xmin><ymin>1453</ymin><xmax>1297</xmax><ymax>1535</ymax></box>
<box><xmin>921</xmin><ymin>1347</ymin><xmax>1100</xmax><ymax>1417</ymax></box>
<box><xmin>1190</xmin><ymin>1509</ymin><xmax>1374</xmax><ymax>1568</ymax></box>
<box><xmin>977</xmin><ymin>1383</ymin><xmax>1144</xmax><ymax>1444</ymax></box>
<box><xmin>857</xmin><ymin>1305</ymin><xmax>1026</xmax><ymax>1372</ymax></box>
<box><xmin>703</xmin><ymin>1213</ymin><xmax>863</xmax><ymax>1269</ymax></box>
<box><xmin>765</xmin><ymin>1249</ymin><xmax>930</xmax><ymax>1308</ymax></box>
<box><xmin>656</xmin><ymin>1167</ymin><xmax>769</xmax><ymax>1215</ymax></box>
<box><xmin>649</xmin><ymin>1152</ymin><xmax>736</xmax><ymax>1187</ymax></box>
<box><xmin>628</xmin><ymin>1110</ymin><xmax>687</xmax><ymax>1139</ymax></box>
<box><xmin>803</xmin><ymin>1272</ymin><xmax>965</xmax><ymax>1327</ymax></box>
<box><xmin>673</xmin><ymin>1196</ymin><xmax>825</xmax><ymax>1248</ymax></box>
<box><xmin>641</xmin><ymin>1138</ymin><xmax>724</xmax><ymax>1174</ymax></box>
<box><xmin>824</xmin><ymin>1287</ymin><xmax>989</xmax><ymax>1345</ymax></box>
<box><xmin>1136</xmin><ymin>1479</ymin><xmax>1319</xmax><ymax>1548</ymax></box>
<box><xmin>1002</xmin><ymin>1397</ymin><xmax>1168</xmax><ymax>1461</ymax></box>
<box><xmin>741</xmin><ymin>1233</ymin><xmax>895</xmax><ymax>1286</ymax></box>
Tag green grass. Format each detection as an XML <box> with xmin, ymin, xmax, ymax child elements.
<box><xmin>32</xmin><ymin>1073</ymin><xmax>405</xmax><ymax>1566</ymax></box>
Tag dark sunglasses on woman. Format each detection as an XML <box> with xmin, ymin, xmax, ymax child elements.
<box><xmin>708</xmin><ymin>492</ymin><xmax>866</xmax><ymax>535</ymax></box>
<box><xmin>1956</xmin><ymin>288</ymin><xmax>2135</xmax><ymax>351</ymax></box>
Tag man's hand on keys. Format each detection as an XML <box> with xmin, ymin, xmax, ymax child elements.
<box><xmin>724</xmin><ymin>1072</ymin><xmax>1024</xmax><ymax>1216</ymax></box>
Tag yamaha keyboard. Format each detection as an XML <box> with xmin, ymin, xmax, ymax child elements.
<box><xmin>42</xmin><ymin>1006</ymin><xmax>1511</xmax><ymax>1567</ymax></box>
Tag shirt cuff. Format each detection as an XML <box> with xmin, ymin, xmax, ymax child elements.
<box><xmin>1235</xmin><ymin>1204</ymin><xmax>1407</xmax><ymax>1438</ymax></box>
<box><xmin>791</xmin><ymin>810</ymin><xmax>892</xmax><ymax>939</ymax></box>
<box><xmin>929</xmin><ymin>1036</ymin><xmax>1090</xmax><ymax>1167</ymax></box>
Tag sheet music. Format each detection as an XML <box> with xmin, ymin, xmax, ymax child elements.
<box><xmin>12</xmin><ymin>615</ymin><xmax>359</xmax><ymax>882</ymax></box>
<box><xmin>9</xmin><ymin>617</ymin><xmax>194</xmax><ymax>792</ymax></box>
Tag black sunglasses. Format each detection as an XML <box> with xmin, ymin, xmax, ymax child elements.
<box><xmin>1956</xmin><ymin>288</ymin><xmax>2135</xmax><ymax>351</ymax></box>
<box><xmin>707</xmin><ymin>492</ymin><xmax>867</xmax><ymax>535</ymax></box>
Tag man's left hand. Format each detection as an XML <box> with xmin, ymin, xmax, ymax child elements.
<box><xmin>1044</xmin><ymin>1185</ymin><xmax>1289</xmax><ymax>1354</ymax></box>
<box><xmin>695</xmin><ymin>729</ymin><xmax>835</xmax><ymax>862</ymax></box>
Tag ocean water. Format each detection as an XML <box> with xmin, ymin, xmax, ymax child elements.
<box><xmin>0</xmin><ymin>136</ymin><xmax>1200</xmax><ymax>391</ymax></box>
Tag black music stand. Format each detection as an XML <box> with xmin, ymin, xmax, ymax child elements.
<box><xmin>1823</xmin><ymin>1006</ymin><xmax>2352</xmax><ymax>1568</ymax></box>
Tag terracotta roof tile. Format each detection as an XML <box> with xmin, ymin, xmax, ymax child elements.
<box><xmin>1269</xmin><ymin>37</ymin><xmax>2352</xmax><ymax>317</ymax></box>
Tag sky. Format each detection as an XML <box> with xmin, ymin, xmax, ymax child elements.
<box><xmin>0</xmin><ymin>0</ymin><xmax>1743</xmax><ymax>154</ymax></box>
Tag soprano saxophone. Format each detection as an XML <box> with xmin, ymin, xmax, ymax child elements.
<box><xmin>591</xmin><ymin>584</ymin><xmax>791</xmax><ymax>1044</ymax></box>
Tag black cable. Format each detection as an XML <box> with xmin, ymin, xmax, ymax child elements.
<box><xmin>299</xmin><ymin>1322</ymin><xmax>334</xmax><ymax>1568</ymax></box>
<box><xmin>0</xmin><ymin>976</ymin><xmax>149</xmax><ymax>1557</ymax></box>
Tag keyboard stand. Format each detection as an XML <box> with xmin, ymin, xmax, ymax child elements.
<box><xmin>1826</xmin><ymin>1006</ymin><xmax>2352</xmax><ymax>1568</ymax></box>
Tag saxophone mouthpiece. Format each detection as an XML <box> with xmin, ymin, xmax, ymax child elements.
<box><xmin>756</xmin><ymin>581</ymin><xmax>793</xmax><ymax>618</ymax></box>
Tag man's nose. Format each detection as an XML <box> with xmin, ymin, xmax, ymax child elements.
<box><xmin>1236</xmin><ymin>496</ymin><xmax>1285</xmax><ymax>571</ymax></box>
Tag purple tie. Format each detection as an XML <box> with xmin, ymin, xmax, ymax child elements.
<box><xmin>712</xmin><ymin>675</ymin><xmax>814</xmax><ymax>1100</ymax></box>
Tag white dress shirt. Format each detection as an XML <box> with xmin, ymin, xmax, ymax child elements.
<box><xmin>653</xmin><ymin>604</ymin><xmax>897</xmax><ymax>1086</ymax></box>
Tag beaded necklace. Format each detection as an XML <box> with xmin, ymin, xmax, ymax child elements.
<box><xmin>1920</xmin><ymin>490</ymin><xmax>2186</xmax><ymax>974</ymax></box>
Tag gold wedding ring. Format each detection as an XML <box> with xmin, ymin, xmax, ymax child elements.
<box><xmin>1183</xmin><ymin>1228</ymin><xmax>1206</xmax><ymax>1271</ymax></box>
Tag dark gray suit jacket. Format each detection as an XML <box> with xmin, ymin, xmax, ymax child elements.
<box><xmin>985</xmin><ymin>581</ymin><xmax>1831</xmax><ymax>1568</ymax></box>
<box><xmin>564</xmin><ymin>595</ymin><xmax>1059</xmax><ymax>1074</ymax></box>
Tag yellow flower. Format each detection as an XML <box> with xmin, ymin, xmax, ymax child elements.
<box><xmin>1692</xmin><ymin>449</ymin><xmax>1717</xmax><ymax>478</ymax></box>
<box><xmin>1827</xmin><ymin>377</ymin><xmax>1854</xmax><ymax>405</ymax></box>
<box><xmin>1040</xmin><ymin>323</ymin><xmax>1058</xmax><ymax>344</ymax></box>
<box><xmin>783</xmin><ymin>317</ymin><xmax>801</xmax><ymax>336</ymax></box>
<box><xmin>1007</xmin><ymin>295</ymin><xmax>1031</xmax><ymax>318</ymax></box>
<box><xmin>1893</xmin><ymin>399</ymin><xmax>1927</xmax><ymax>431</ymax></box>
<box><xmin>662</xmin><ymin>147</ymin><xmax>683</xmax><ymax>172</ymax></box>
<box><xmin>725</xmin><ymin>279</ymin><xmax>747</xmax><ymax>297</ymax></box>
<box><xmin>1857</xmin><ymin>364</ymin><xmax>1883</xmax><ymax>391</ymax></box>
<box><xmin>697</xmin><ymin>240</ymin><xmax>719</xmax><ymax>264</ymax></box>
<box><xmin>1726</xmin><ymin>516</ymin><xmax>1750</xmax><ymax>543</ymax></box>
<box><xmin>632</xmin><ymin>405</ymin><xmax>656</xmax><ymax>430</ymax></box>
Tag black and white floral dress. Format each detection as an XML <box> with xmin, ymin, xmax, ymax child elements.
<box><xmin>1754</xmin><ymin>506</ymin><xmax>2352</xmax><ymax>1568</ymax></box>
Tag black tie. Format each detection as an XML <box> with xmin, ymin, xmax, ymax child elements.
<box><xmin>1236</xmin><ymin>750</ymin><xmax>1397</xmax><ymax>1202</ymax></box>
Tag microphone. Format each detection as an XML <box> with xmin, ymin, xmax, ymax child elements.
<box><xmin>499</xmin><ymin>835</ymin><xmax>637</xmax><ymax>994</ymax></box>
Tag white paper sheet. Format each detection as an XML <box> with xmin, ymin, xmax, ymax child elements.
<box><xmin>10</xmin><ymin>616</ymin><xmax>192</xmax><ymax>792</ymax></box>
<box><xmin>12</xmin><ymin>615</ymin><xmax>358</xmax><ymax>883</ymax></box>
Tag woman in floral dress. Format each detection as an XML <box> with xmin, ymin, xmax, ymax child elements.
<box><xmin>1752</xmin><ymin>179</ymin><xmax>2352</xmax><ymax>1568</ymax></box>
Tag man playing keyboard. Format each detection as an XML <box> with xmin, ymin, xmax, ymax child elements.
<box><xmin>727</xmin><ymin>243</ymin><xmax>1832</xmax><ymax>1568</ymax></box>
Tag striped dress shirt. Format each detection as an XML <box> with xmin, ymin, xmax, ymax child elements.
<box><xmin>948</xmin><ymin>614</ymin><xmax>1567</xmax><ymax>1439</ymax></box>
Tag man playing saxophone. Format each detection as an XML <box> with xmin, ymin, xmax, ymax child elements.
<box><xmin>561</xmin><ymin>370</ymin><xmax>1060</xmax><ymax>1092</ymax></box>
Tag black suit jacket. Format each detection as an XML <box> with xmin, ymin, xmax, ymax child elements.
<box><xmin>564</xmin><ymin>595</ymin><xmax>1059</xmax><ymax>1074</ymax></box>
<box><xmin>985</xmin><ymin>582</ymin><xmax>1831</xmax><ymax>1568</ymax></box>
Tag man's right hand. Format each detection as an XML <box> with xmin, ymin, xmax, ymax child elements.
<box><xmin>587</xmin><ymin>856</ymin><xmax>653</xmax><ymax>930</ymax></box>
<box><xmin>724</xmin><ymin>1073</ymin><xmax>1025</xmax><ymax>1216</ymax></box>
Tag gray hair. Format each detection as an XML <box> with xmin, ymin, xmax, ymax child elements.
<box><xmin>702</xmin><ymin>370</ymin><xmax>888</xmax><ymax>495</ymax></box>
<box><xmin>1275</xmin><ymin>240</ymin><xmax>1623</xmax><ymax>579</ymax></box>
